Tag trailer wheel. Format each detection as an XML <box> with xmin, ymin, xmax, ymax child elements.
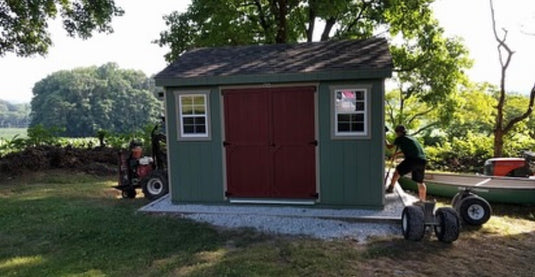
<box><xmin>451</xmin><ymin>192</ymin><xmax>462</xmax><ymax>208</ymax></box>
<box><xmin>458</xmin><ymin>196</ymin><xmax>492</xmax><ymax>226</ymax></box>
<box><xmin>142</xmin><ymin>171</ymin><xmax>169</xmax><ymax>200</ymax></box>
<box><xmin>121</xmin><ymin>189</ymin><xmax>136</xmax><ymax>199</ymax></box>
<box><xmin>434</xmin><ymin>207</ymin><xmax>460</xmax><ymax>243</ymax></box>
<box><xmin>401</xmin><ymin>205</ymin><xmax>425</xmax><ymax>241</ymax></box>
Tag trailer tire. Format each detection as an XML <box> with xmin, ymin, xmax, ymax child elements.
<box><xmin>401</xmin><ymin>205</ymin><xmax>425</xmax><ymax>241</ymax></box>
<box><xmin>434</xmin><ymin>207</ymin><xmax>460</xmax><ymax>243</ymax></box>
<box><xmin>451</xmin><ymin>192</ymin><xmax>462</xmax><ymax>208</ymax></box>
<box><xmin>142</xmin><ymin>171</ymin><xmax>169</xmax><ymax>200</ymax></box>
<box><xmin>122</xmin><ymin>189</ymin><xmax>136</xmax><ymax>199</ymax></box>
<box><xmin>458</xmin><ymin>196</ymin><xmax>492</xmax><ymax>226</ymax></box>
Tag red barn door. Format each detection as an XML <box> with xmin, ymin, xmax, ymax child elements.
<box><xmin>223</xmin><ymin>86</ymin><xmax>316</xmax><ymax>199</ymax></box>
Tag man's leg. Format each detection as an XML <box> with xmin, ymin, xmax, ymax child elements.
<box><xmin>417</xmin><ymin>182</ymin><xmax>426</xmax><ymax>201</ymax></box>
<box><xmin>387</xmin><ymin>170</ymin><xmax>400</xmax><ymax>192</ymax></box>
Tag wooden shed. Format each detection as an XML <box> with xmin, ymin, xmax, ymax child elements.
<box><xmin>154</xmin><ymin>37</ymin><xmax>392</xmax><ymax>208</ymax></box>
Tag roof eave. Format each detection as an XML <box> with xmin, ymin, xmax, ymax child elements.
<box><xmin>155</xmin><ymin>69</ymin><xmax>392</xmax><ymax>87</ymax></box>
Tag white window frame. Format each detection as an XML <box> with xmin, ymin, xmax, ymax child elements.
<box><xmin>330</xmin><ymin>85</ymin><xmax>371</xmax><ymax>139</ymax></box>
<box><xmin>175</xmin><ymin>90</ymin><xmax>211</xmax><ymax>141</ymax></box>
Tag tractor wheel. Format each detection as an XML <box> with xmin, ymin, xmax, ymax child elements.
<box><xmin>142</xmin><ymin>171</ymin><xmax>169</xmax><ymax>200</ymax></box>
<box><xmin>458</xmin><ymin>196</ymin><xmax>492</xmax><ymax>226</ymax></box>
<box><xmin>401</xmin><ymin>205</ymin><xmax>425</xmax><ymax>241</ymax></box>
<box><xmin>434</xmin><ymin>207</ymin><xmax>460</xmax><ymax>243</ymax></box>
<box><xmin>121</xmin><ymin>189</ymin><xmax>136</xmax><ymax>199</ymax></box>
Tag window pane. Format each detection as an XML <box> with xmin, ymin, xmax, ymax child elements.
<box><xmin>193</xmin><ymin>105</ymin><xmax>205</xmax><ymax>115</ymax></box>
<box><xmin>183</xmin><ymin>125</ymin><xmax>194</xmax><ymax>134</ymax></box>
<box><xmin>194</xmin><ymin>117</ymin><xmax>206</xmax><ymax>125</ymax></box>
<box><xmin>338</xmin><ymin>114</ymin><xmax>350</xmax><ymax>122</ymax></box>
<box><xmin>182</xmin><ymin>106</ymin><xmax>193</xmax><ymax>115</ymax></box>
<box><xmin>181</xmin><ymin>96</ymin><xmax>193</xmax><ymax>105</ymax></box>
<box><xmin>196</xmin><ymin>125</ymin><xmax>206</xmax><ymax>133</ymax></box>
<box><xmin>338</xmin><ymin>123</ymin><xmax>350</xmax><ymax>132</ymax></box>
<box><xmin>353</xmin><ymin>123</ymin><xmax>364</xmax><ymax>131</ymax></box>
<box><xmin>355</xmin><ymin>114</ymin><xmax>364</xmax><ymax>122</ymax></box>
<box><xmin>355</xmin><ymin>102</ymin><xmax>365</xmax><ymax>111</ymax></box>
<box><xmin>355</xmin><ymin>90</ymin><xmax>364</xmax><ymax>100</ymax></box>
<box><xmin>193</xmin><ymin>96</ymin><xmax>205</xmax><ymax>105</ymax></box>
<box><xmin>183</xmin><ymin>117</ymin><xmax>194</xmax><ymax>125</ymax></box>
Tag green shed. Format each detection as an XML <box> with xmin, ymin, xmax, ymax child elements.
<box><xmin>154</xmin><ymin>37</ymin><xmax>392</xmax><ymax>208</ymax></box>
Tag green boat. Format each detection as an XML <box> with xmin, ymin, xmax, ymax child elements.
<box><xmin>398</xmin><ymin>173</ymin><xmax>535</xmax><ymax>205</ymax></box>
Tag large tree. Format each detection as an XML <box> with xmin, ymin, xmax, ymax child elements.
<box><xmin>156</xmin><ymin>0</ymin><xmax>471</xmax><ymax>132</ymax></box>
<box><xmin>0</xmin><ymin>0</ymin><xmax>123</xmax><ymax>57</ymax></box>
<box><xmin>489</xmin><ymin>0</ymin><xmax>535</xmax><ymax>157</ymax></box>
<box><xmin>30</xmin><ymin>63</ymin><xmax>162</xmax><ymax>137</ymax></box>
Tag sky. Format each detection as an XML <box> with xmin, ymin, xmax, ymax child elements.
<box><xmin>1</xmin><ymin>0</ymin><xmax>534</xmax><ymax>103</ymax></box>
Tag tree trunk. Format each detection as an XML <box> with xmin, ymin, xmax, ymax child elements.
<box><xmin>494</xmin><ymin>128</ymin><xmax>504</xmax><ymax>157</ymax></box>
<box><xmin>271</xmin><ymin>0</ymin><xmax>288</xmax><ymax>43</ymax></box>
<box><xmin>321</xmin><ymin>17</ymin><xmax>336</xmax><ymax>41</ymax></box>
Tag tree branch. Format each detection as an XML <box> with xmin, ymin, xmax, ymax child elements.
<box><xmin>405</xmin><ymin>107</ymin><xmax>435</xmax><ymax>126</ymax></box>
<box><xmin>410</xmin><ymin>122</ymin><xmax>440</xmax><ymax>137</ymax></box>
<box><xmin>503</xmin><ymin>82</ymin><xmax>535</xmax><ymax>133</ymax></box>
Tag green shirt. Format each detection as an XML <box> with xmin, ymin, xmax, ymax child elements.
<box><xmin>394</xmin><ymin>135</ymin><xmax>426</xmax><ymax>160</ymax></box>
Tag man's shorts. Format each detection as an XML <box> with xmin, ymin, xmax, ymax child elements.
<box><xmin>396</xmin><ymin>158</ymin><xmax>426</xmax><ymax>183</ymax></box>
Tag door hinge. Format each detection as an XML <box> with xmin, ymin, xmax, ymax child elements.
<box><xmin>225</xmin><ymin>191</ymin><xmax>232</xmax><ymax>197</ymax></box>
<box><xmin>223</xmin><ymin>141</ymin><xmax>231</xmax><ymax>147</ymax></box>
<box><xmin>311</xmin><ymin>192</ymin><xmax>319</xmax><ymax>199</ymax></box>
<box><xmin>309</xmin><ymin>140</ymin><xmax>318</xmax><ymax>146</ymax></box>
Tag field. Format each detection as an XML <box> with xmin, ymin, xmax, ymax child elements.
<box><xmin>0</xmin><ymin>128</ymin><xmax>27</xmax><ymax>139</ymax></box>
<box><xmin>1</xmin><ymin>170</ymin><xmax>534</xmax><ymax>276</ymax></box>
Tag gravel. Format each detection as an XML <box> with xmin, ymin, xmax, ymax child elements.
<box><xmin>139</xmin><ymin>186</ymin><xmax>416</xmax><ymax>243</ymax></box>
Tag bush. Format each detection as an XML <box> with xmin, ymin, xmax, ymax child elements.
<box><xmin>426</xmin><ymin>133</ymin><xmax>494</xmax><ymax>173</ymax></box>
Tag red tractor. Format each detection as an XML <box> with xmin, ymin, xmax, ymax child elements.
<box><xmin>114</xmin><ymin>124</ymin><xmax>168</xmax><ymax>200</ymax></box>
<box><xmin>483</xmin><ymin>151</ymin><xmax>535</xmax><ymax>177</ymax></box>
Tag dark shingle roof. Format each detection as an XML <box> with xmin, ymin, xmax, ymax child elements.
<box><xmin>155</xmin><ymin>37</ymin><xmax>392</xmax><ymax>86</ymax></box>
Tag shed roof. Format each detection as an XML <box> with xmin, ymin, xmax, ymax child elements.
<box><xmin>155</xmin><ymin>37</ymin><xmax>392</xmax><ymax>87</ymax></box>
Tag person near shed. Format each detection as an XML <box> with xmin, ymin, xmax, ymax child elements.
<box><xmin>386</xmin><ymin>125</ymin><xmax>427</xmax><ymax>201</ymax></box>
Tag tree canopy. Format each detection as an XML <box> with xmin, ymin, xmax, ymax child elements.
<box><xmin>30</xmin><ymin>63</ymin><xmax>162</xmax><ymax>137</ymax></box>
<box><xmin>0</xmin><ymin>0</ymin><xmax>123</xmax><ymax>56</ymax></box>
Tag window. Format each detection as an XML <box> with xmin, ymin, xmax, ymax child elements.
<box><xmin>176</xmin><ymin>91</ymin><xmax>210</xmax><ymax>140</ymax></box>
<box><xmin>332</xmin><ymin>87</ymin><xmax>369</xmax><ymax>138</ymax></box>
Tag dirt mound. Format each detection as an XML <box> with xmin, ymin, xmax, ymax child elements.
<box><xmin>0</xmin><ymin>145</ymin><xmax>119</xmax><ymax>177</ymax></box>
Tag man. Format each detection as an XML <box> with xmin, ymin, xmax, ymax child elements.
<box><xmin>386</xmin><ymin>125</ymin><xmax>427</xmax><ymax>201</ymax></box>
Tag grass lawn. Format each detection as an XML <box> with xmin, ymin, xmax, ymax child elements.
<box><xmin>0</xmin><ymin>128</ymin><xmax>27</xmax><ymax>139</ymax></box>
<box><xmin>1</xmin><ymin>170</ymin><xmax>534</xmax><ymax>276</ymax></box>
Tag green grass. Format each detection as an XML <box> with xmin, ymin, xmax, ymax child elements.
<box><xmin>0</xmin><ymin>128</ymin><xmax>27</xmax><ymax>139</ymax></box>
<box><xmin>1</xmin><ymin>171</ymin><xmax>534</xmax><ymax>276</ymax></box>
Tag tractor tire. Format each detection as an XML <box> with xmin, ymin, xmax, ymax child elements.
<box><xmin>401</xmin><ymin>205</ymin><xmax>425</xmax><ymax>241</ymax></box>
<box><xmin>122</xmin><ymin>189</ymin><xmax>136</xmax><ymax>199</ymax></box>
<box><xmin>434</xmin><ymin>207</ymin><xmax>460</xmax><ymax>243</ymax></box>
<box><xmin>142</xmin><ymin>170</ymin><xmax>169</xmax><ymax>200</ymax></box>
<box><xmin>458</xmin><ymin>196</ymin><xmax>492</xmax><ymax>226</ymax></box>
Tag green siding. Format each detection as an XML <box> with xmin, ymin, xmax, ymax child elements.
<box><xmin>318</xmin><ymin>81</ymin><xmax>385</xmax><ymax>208</ymax></box>
<box><xmin>165</xmin><ymin>79</ymin><xmax>386</xmax><ymax>208</ymax></box>
<box><xmin>165</xmin><ymin>86</ymin><xmax>225</xmax><ymax>203</ymax></box>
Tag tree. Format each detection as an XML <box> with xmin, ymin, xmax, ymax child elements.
<box><xmin>0</xmin><ymin>0</ymin><xmax>123</xmax><ymax>57</ymax></box>
<box><xmin>30</xmin><ymin>63</ymin><xmax>162</xmax><ymax>137</ymax></box>
<box><xmin>489</xmin><ymin>0</ymin><xmax>535</xmax><ymax>157</ymax></box>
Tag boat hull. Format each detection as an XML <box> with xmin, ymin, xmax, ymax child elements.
<box><xmin>398</xmin><ymin>174</ymin><xmax>535</xmax><ymax>205</ymax></box>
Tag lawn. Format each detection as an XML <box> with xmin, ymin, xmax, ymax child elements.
<box><xmin>1</xmin><ymin>170</ymin><xmax>534</xmax><ymax>276</ymax></box>
<box><xmin>0</xmin><ymin>128</ymin><xmax>27</xmax><ymax>139</ymax></box>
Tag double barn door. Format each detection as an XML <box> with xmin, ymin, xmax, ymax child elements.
<box><xmin>223</xmin><ymin>86</ymin><xmax>317</xmax><ymax>199</ymax></box>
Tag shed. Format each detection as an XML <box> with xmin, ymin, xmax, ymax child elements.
<box><xmin>154</xmin><ymin>37</ymin><xmax>393</xmax><ymax>208</ymax></box>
